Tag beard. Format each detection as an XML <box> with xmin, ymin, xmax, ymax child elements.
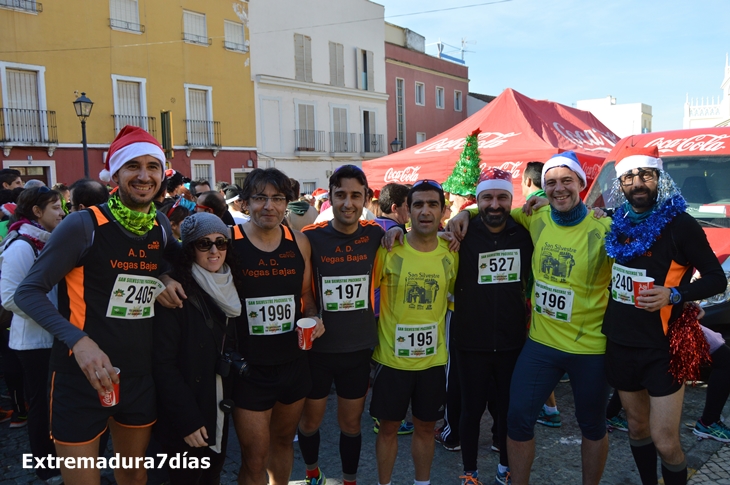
<box><xmin>625</xmin><ymin>186</ymin><xmax>657</xmax><ymax>210</ymax></box>
<box><xmin>480</xmin><ymin>208</ymin><xmax>508</xmax><ymax>228</ymax></box>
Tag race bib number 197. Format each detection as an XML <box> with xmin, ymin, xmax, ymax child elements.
<box><xmin>322</xmin><ymin>275</ymin><xmax>368</xmax><ymax>312</ymax></box>
<box><xmin>106</xmin><ymin>274</ymin><xmax>164</xmax><ymax>319</ymax></box>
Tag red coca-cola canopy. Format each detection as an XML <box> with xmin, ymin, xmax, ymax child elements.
<box><xmin>363</xmin><ymin>88</ymin><xmax>621</xmax><ymax>207</ymax></box>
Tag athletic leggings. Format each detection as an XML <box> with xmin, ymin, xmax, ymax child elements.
<box><xmin>458</xmin><ymin>348</ymin><xmax>522</xmax><ymax>469</ymax></box>
<box><xmin>702</xmin><ymin>343</ymin><xmax>730</xmax><ymax>424</ymax></box>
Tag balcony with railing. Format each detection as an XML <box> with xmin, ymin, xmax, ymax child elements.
<box><xmin>109</xmin><ymin>17</ymin><xmax>145</xmax><ymax>33</ymax></box>
<box><xmin>361</xmin><ymin>134</ymin><xmax>385</xmax><ymax>155</ymax></box>
<box><xmin>224</xmin><ymin>41</ymin><xmax>249</xmax><ymax>53</ymax></box>
<box><xmin>0</xmin><ymin>108</ymin><xmax>57</xmax><ymax>145</ymax></box>
<box><xmin>329</xmin><ymin>132</ymin><xmax>358</xmax><ymax>153</ymax></box>
<box><xmin>113</xmin><ymin>115</ymin><xmax>157</xmax><ymax>138</ymax></box>
<box><xmin>183</xmin><ymin>33</ymin><xmax>212</xmax><ymax>46</ymax></box>
<box><xmin>184</xmin><ymin>119</ymin><xmax>221</xmax><ymax>155</ymax></box>
<box><xmin>295</xmin><ymin>129</ymin><xmax>325</xmax><ymax>153</ymax></box>
<box><xmin>0</xmin><ymin>0</ymin><xmax>42</xmax><ymax>13</ymax></box>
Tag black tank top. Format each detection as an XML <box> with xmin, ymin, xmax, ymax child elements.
<box><xmin>53</xmin><ymin>205</ymin><xmax>165</xmax><ymax>376</ymax></box>
<box><xmin>232</xmin><ymin>224</ymin><xmax>305</xmax><ymax>365</ymax></box>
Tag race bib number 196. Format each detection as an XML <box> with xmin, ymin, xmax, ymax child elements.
<box><xmin>106</xmin><ymin>274</ymin><xmax>164</xmax><ymax>319</ymax></box>
<box><xmin>245</xmin><ymin>295</ymin><xmax>295</xmax><ymax>335</ymax></box>
<box><xmin>394</xmin><ymin>323</ymin><xmax>438</xmax><ymax>358</ymax></box>
<box><xmin>322</xmin><ymin>275</ymin><xmax>368</xmax><ymax>312</ymax></box>
<box><xmin>533</xmin><ymin>280</ymin><xmax>574</xmax><ymax>322</ymax></box>
<box><xmin>611</xmin><ymin>263</ymin><xmax>646</xmax><ymax>305</ymax></box>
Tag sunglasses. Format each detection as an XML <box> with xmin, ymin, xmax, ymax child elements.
<box><xmin>413</xmin><ymin>179</ymin><xmax>443</xmax><ymax>190</ymax></box>
<box><xmin>193</xmin><ymin>237</ymin><xmax>230</xmax><ymax>252</ymax></box>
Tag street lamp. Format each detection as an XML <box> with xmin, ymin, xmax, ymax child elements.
<box><xmin>389</xmin><ymin>137</ymin><xmax>402</xmax><ymax>153</ymax></box>
<box><xmin>73</xmin><ymin>92</ymin><xmax>94</xmax><ymax>178</ymax></box>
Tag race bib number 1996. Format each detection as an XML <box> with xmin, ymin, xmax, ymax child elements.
<box><xmin>106</xmin><ymin>274</ymin><xmax>164</xmax><ymax>319</ymax></box>
<box><xmin>245</xmin><ymin>295</ymin><xmax>295</xmax><ymax>335</ymax></box>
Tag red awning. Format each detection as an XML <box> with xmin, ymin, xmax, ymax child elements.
<box><xmin>363</xmin><ymin>88</ymin><xmax>621</xmax><ymax>206</ymax></box>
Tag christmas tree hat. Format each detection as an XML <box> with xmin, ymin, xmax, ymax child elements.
<box><xmin>442</xmin><ymin>128</ymin><xmax>482</xmax><ymax>196</ymax></box>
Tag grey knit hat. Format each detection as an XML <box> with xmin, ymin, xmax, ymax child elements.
<box><xmin>181</xmin><ymin>212</ymin><xmax>230</xmax><ymax>246</ymax></box>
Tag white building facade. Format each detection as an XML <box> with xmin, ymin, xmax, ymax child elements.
<box><xmin>683</xmin><ymin>55</ymin><xmax>730</xmax><ymax>128</ymax></box>
<box><xmin>576</xmin><ymin>96</ymin><xmax>652</xmax><ymax>138</ymax></box>
<box><xmin>248</xmin><ymin>0</ymin><xmax>388</xmax><ymax>193</ymax></box>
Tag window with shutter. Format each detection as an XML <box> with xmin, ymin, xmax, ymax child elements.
<box><xmin>329</xmin><ymin>42</ymin><xmax>345</xmax><ymax>87</ymax></box>
<box><xmin>331</xmin><ymin>107</ymin><xmax>349</xmax><ymax>151</ymax></box>
<box><xmin>109</xmin><ymin>0</ymin><xmax>143</xmax><ymax>32</ymax></box>
<box><xmin>415</xmin><ymin>82</ymin><xmax>425</xmax><ymax>106</ymax></box>
<box><xmin>6</xmin><ymin>68</ymin><xmax>41</xmax><ymax>142</ymax></box>
<box><xmin>187</xmin><ymin>88</ymin><xmax>212</xmax><ymax>146</ymax></box>
<box><xmin>436</xmin><ymin>87</ymin><xmax>444</xmax><ymax>109</ymax></box>
<box><xmin>396</xmin><ymin>78</ymin><xmax>406</xmax><ymax>149</ymax></box>
<box><xmin>224</xmin><ymin>20</ymin><xmax>247</xmax><ymax>52</ymax></box>
<box><xmin>296</xmin><ymin>103</ymin><xmax>316</xmax><ymax>150</ymax></box>
<box><xmin>294</xmin><ymin>34</ymin><xmax>312</xmax><ymax>82</ymax></box>
<box><xmin>114</xmin><ymin>80</ymin><xmax>143</xmax><ymax>131</ymax></box>
<box><xmin>183</xmin><ymin>10</ymin><xmax>208</xmax><ymax>45</ymax></box>
<box><xmin>454</xmin><ymin>91</ymin><xmax>463</xmax><ymax>112</ymax></box>
<box><xmin>366</xmin><ymin>50</ymin><xmax>374</xmax><ymax>92</ymax></box>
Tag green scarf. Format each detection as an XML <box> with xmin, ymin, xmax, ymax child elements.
<box><xmin>107</xmin><ymin>193</ymin><xmax>157</xmax><ymax>236</ymax></box>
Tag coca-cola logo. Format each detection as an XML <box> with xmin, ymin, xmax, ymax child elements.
<box><xmin>413</xmin><ymin>132</ymin><xmax>520</xmax><ymax>155</ymax></box>
<box><xmin>644</xmin><ymin>134</ymin><xmax>729</xmax><ymax>153</ymax></box>
<box><xmin>553</xmin><ymin>122</ymin><xmax>618</xmax><ymax>152</ymax></box>
<box><xmin>583</xmin><ymin>163</ymin><xmax>602</xmax><ymax>181</ymax></box>
<box><xmin>384</xmin><ymin>166</ymin><xmax>421</xmax><ymax>183</ymax></box>
<box><xmin>479</xmin><ymin>161</ymin><xmax>523</xmax><ymax>180</ymax></box>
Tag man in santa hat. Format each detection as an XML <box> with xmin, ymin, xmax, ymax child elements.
<box><xmin>453</xmin><ymin>168</ymin><xmax>533</xmax><ymax>485</ymax></box>
<box><xmin>15</xmin><ymin>125</ymin><xmax>181</xmax><ymax>484</ymax></box>
<box><xmin>602</xmin><ymin>144</ymin><xmax>726</xmax><ymax>485</ymax></box>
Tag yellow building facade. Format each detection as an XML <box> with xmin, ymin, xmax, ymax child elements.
<box><xmin>0</xmin><ymin>0</ymin><xmax>256</xmax><ymax>186</ymax></box>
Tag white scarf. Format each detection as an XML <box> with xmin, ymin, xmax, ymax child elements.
<box><xmin>190</xmin><ymin>263</ymin><xmax>241</xmax><ymax>318</ymax></box>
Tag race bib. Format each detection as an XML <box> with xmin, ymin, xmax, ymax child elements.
<box><xmin>478</xmin><ymin>249</ymin><xmax>521</xmax><ymax>284</ymax></box>
<box><xmin>106</xmin><ymin>274</ymin><xmax>164</xmax><ymax>319</ymax></box>
<box><xmin>322</xmin><ymin>275</ymin><xmax>369</xmax><ymax>312</ymax></box>
<box><xmin>533</xmin><ymin>280</ymin><xmax>574</xmax><ymax>322</ymax></box>
<box><xmin>245</xmin><ymin>295</ymin><xmax>295</xmax><ymax>335</ymax></box>
<box><xmin>394</xmin><ymin>323</ymin><xmax>438</xmax><ymax>358</ymax></box>
<box><xmin>611</xmin><ymin>264</ymin><xmax>646</xmax><ymax>305</ymax></box>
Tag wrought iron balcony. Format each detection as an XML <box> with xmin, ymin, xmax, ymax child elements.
<box><xmin>113</xmin><ymin>115</ymin><xmax>157</xmax><ymax>138</ymax></box>
<box><xmin>0</xmin><ymin>108</ymin><xmax>57</xmax><ymax>145</ymax></box>
<box><xmin>224</xmin><ymin>41</ymin><xmax>248</xmax><ymax>53</ymax></box>
<box><xmin>362</xmin><ymin>133</ymin><xmax>385</xmax><ymax>153</ymax></box>
<box><xmin>184</xmin><ymin>119</ymin><xmax>221</xmax><ymax>148</ymax></box>
<box><xmin>183</xmin><ymin>33</ymin><xmax>212</xmax><ymax>45</ymax></box>
<box><xmin>0</xmin><ymin>0</ymin><xmax>42</xmax><ymax>13</ymax></box>
<box><xmin>295</xmin><ymin>129</ymin><xmax>325</xmax><ymax>152</ymax></box>
<box><xmin>109</xmin><ymin>18</ymin><xmax>145</xmax><ymax>33</ymax></box>
<box><xmin>330</xmin><ymin>132</ymin><xmax>358</xmax><ymax>153</ymax></box>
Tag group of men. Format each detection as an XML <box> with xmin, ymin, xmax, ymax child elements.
<box><xmin>4</xmin><ymin>121</ymin><xmax>728</xmax><ymax>485</ymax></box>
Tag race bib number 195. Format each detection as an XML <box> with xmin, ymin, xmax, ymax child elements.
<box><xmin>106</xmin><ymin>274</ymin><xmax>164</xmax><ymax>319</ymax></box>
<box><xmin>394</xmin><ymin>323</ymin><xmax>438</xmax><ymax>358</ymax></box>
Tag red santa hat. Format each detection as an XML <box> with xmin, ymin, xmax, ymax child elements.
<box><xmin>100</xmin><ymin>125</ymin><xmax>166</xmax><ymax>182</ymax></box>
<box><xmin>312</xmin><ymin>188</ymin><xmax>329</xmax><ymax>200</ymax></box>
<box><xmin>614</xmin><ymin>144</ymin><xmax>663</xmax><ymax>178</ymax></box>
<box><xmin>476</xmin><ymin>168</ymin><xmax>513</xmax><ymax>197</ymax></box>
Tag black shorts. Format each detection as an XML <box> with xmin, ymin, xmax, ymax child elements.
<box><xmin>308</xmin><ymin>349</ymin><xmax>373</xmax><ymax>400</ymax></box>
<box><xmin>233</xmin><ymin>355</ymin><xmax>312</xmax><ymax>411</ymax></box>
<box><xmin>50</xmin><ymin>371</ymin><xmax>156</xmax><ymax>445</ymax></box>
<box><xmin>605</xmin><ymin>340</ymin><xmax>682</xmax><ymax>397</ymax></box>
<box><xmin>369</xmin><ymin>364</ymin><xmax>446</xmax><ymax>422</ymax></box>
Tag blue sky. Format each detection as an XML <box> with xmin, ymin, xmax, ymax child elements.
<box><xmin>379</xmin><ymin>0</ymin><xmax>730</xmax><ymax>132</ymax></box>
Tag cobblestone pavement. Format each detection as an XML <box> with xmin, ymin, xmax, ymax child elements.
<box><xmin>1</xmin><ymin>378</ymin><xmax>728</xmax><ymax>484</ymax></box>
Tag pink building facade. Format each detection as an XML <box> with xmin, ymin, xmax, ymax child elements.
<box><xmin>385</xmin><ymin>38</ymin><xmax>469</xmax><ymax>152</ymax></box>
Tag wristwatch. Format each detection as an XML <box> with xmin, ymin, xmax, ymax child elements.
<box><xmin>669</xmin><ymin>287</ymin><xmax>682</xmax><ymax>305</ymax></box>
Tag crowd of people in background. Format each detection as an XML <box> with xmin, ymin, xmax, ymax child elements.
<box><xmin>0</xmin><ymin>125</ymin><xmax>728</xmax><ymax>485</ymax></box>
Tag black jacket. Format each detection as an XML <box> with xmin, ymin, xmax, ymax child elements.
<box><xmin>453</xmin><ymin>216</ymin><xmax>533</xmax><ymax>352</ymax></box>
<box><xmin>152</xmin><ymin>283</ymin><xmax>237</xmax><ymax>449</ymax></box>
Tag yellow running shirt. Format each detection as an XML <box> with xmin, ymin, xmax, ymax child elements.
<box><xmin>372</xmin><ymin>237</ymin><xmax>458</xmax><ymax>370</ymax></box>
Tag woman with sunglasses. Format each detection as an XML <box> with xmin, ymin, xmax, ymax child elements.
<box><xmin>0</xmin><ymin>186</ymin><xmax>65</xmax><ymax>484</ymax></box>
<box><xmin>152</xmin><ymin>212</ymin><xmax>243</xmax><ymax>484</ymax></box>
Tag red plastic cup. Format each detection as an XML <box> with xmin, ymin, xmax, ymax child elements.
<box><xmin>297</xmin><ymin>318</ymin><xmax>316</xmax><ymax>350</ymax></box>
<box><xmin>98</xmin><ymin>367</ymin><xmax>120</xmax><ymax>407</ymax></box>
<box><xmin>632</xmin><ymin>276</ymin><xmax>655</xmax><ymax>308</ymax></box>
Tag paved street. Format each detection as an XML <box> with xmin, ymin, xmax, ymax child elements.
<box><xmin>0</xmin><ymin>378</ymin><xmax>728</xmax><ymax>484</ymax></box>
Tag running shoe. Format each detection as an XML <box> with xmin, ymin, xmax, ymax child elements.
<box><xmin>0</xmin><ymin>408</ymin><xmax>12</xmax><ymax>423</ymax></box>
<box><xmin>460</xmin><ymin>472</ymin><xmax>482</xmax><ymax>485</ymax></box>
<box><xmin>372</xmin><ymin>417</ymin><xmax>414</xmax><ymax>435</ymax></box>
<box><xmin>434</xmin><ymin>427</ymin><xmax>461</xmax><ymax>451</ymax></box>
<box><xmin>693</xmin><ymin>419</ymin><xmax>730</xmax><ymax>443</ymax></box>
<box><xmin>305</xmin><ymin>468</ymin><xmax>326</xmax><ymax>485</ymax></box>
<box><xmin>536</xmin><ymin>409</ymin><xmax>561</xmax><ymax>428</ymax></box>
<box><xmin>606</xmin><ymin>413</ymin><xmax>629</xmax><ymax>432</ymax></box>
<box><xmin>559</xmin><ymin>373</ymin><xmax>570</xmax><ymax>383</ymax></box>
<box><xmin>9</xmin><ymin>412</ymin><xmax>28</xmax><ymax>428</ymax></box>
<box><xmin>494</xmin><ymin>469</ymin><xmax>511</xmax><ymax>485</ymax></box>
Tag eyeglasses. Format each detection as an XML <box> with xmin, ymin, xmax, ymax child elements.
<box><xmin>166</xmin><ymin>197</ymin><xmax>182</xmax><ymax>218</ymax></box>
<box><xmin>193</xmin><ymin>237</ymin><xmax>230</xmax><ymax>252</ymax></box>
<box><xmin>619</xmin><ymin>169</ymin><xmax>657</xmax><ymax>186</ymax></box>
<box><xmin>196</xmin><ymin>203</ymin><xmax>213</xmax><ymax>213</ymax></box>
<box><xmin>250</xmin><ymin>195</ymin><xmax>287</xmax><ymax>205</ymax></box>
<box><xmin>413</xmin><ymin>179</ymin><xmax>443</xmax><ymax>190</ymax></box>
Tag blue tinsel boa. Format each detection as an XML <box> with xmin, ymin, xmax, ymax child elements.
<box><xmin>605</xmin><ymin>194</ymin><xmax>687</xmax><ymax>264</ymax></box>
